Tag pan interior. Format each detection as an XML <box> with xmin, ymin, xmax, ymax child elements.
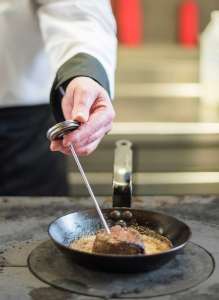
<box><xmin>48</xmin><ymin>208</ymin><xmax>191</xmax><ymax>254</ymax></box>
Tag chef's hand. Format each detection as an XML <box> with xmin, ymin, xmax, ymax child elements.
<box><xmin>50</xmin><ymin>77</ymin><xmax>115</xmax><ymax>156</ymax></box>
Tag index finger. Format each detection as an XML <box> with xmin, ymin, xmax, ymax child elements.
<box><xmin>63</xmin><ymin>107</ymin><xmax>113</xmax><ymax>147</ymax></box>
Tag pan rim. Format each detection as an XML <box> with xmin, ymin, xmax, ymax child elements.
<box><xmin>48</xmin><ymin>207</ymin><xmax>192</xmax><ymax>259</ymax></box>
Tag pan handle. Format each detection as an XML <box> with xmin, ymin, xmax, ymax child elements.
<box><xmin>112</xmin><ymin>140</ymin><xmax>133</xmax><ymax>208</ymax></box>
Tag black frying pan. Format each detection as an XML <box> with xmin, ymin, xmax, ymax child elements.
<box><xmin>48</xmin><ymin>140</ymin><xmax>191</xmax><ymax>273</ymax></box>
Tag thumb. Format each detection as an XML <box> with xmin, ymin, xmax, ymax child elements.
<box><xmin>71</xmin><ymin>89</ymin><xmax>94</xmax><ymax>123</ymax></box>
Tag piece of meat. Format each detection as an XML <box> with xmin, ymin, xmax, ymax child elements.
<box><xmin>92</xmin><ymin>225</ymin><xmax>145</xmax><ymax>255</ymax></box>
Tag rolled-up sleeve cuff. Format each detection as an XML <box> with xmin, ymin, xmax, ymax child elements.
<box><xmin>50</xmin><ymin>53</ymin><xmax>110</xmax><ymax>122</ymax></box>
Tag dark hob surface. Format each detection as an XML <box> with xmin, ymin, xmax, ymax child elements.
<box><xmin>0</xmin><ymin>196</ymin><xmax>219</xmax><ymax>300</ymax></box>
<box><xmin>28</xmin><ymin>240</ymin><xmax>213</xmax><ymax>298</ymax></box>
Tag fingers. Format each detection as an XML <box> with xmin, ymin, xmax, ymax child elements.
<box><xmin>50</xmin><ymin>115</ymin><xmax>112</xmax><ymax>157</ymax></box>
<box><xmin>50</xmin><ymin>140</ymin><xmax>63</xmax><ymax>152</ymax></box>
<box><xmin>73</xmin><ymin>122</ymin><xmax>112</xmax><ymax>151</ymax></box>
<box><xmin>74</xmin><ymin>137</ymin><xmax>102</xmax><ymax>156</ymax></box>
<box><xmin>50</xmin><ymin>136</ymin><xmax>103</xmax><ymax>157</ymax></box>
<box><xmin>62</xmin><ymin>108</ymin><xmax>114</xmax><ymax>149</ymax></box>
<box><xmin>50</xmin><ymin>140</ymin><xmax>70</xmax><ymax>155</ymax></box>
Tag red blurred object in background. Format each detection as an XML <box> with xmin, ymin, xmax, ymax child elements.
<box><xmin>178</xmin><ymin>0</ymin><xmax>199</xmax><ymax>47</ymax></box>
<box><xmin>112</xmin><ymin>0</ymin><xmax>143</xmax><ymax>46</ymax></box>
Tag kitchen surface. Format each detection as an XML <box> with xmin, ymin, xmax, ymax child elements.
<box><xmin>2</xmin><ymin>1</ymin><xmax>219</xmax><ymax>300</ymax></box>
<box><xmin>0</xmin><ymin>195</ymin><xmax>218</xmax><ymax>300</ymax></box>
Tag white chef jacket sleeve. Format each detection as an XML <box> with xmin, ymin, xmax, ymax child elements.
<box><xmin>36</xmin><ymin>0</ymin><xmax>117</xmax><ymax>122</ymax></box>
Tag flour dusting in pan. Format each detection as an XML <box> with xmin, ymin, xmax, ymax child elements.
<box><xmin>69</xmin><ymin>225</ymin><xmax>172</xmax><ymax>255</ymax></box>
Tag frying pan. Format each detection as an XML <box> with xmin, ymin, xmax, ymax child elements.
<box><xmin>48</xmin><ymin>140</ymin><xmax>191</xmax><ymax>273</ymax></box>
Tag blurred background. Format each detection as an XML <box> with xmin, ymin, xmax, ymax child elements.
<box><xmin>69</xmin><ymin>0</ymin><xmax>219</xmax><ymax>196</ymax></box>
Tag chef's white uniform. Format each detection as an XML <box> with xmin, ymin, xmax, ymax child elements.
<box><xmin>0</xmin><ymin>0</ymin><xmax>117</xmax><ymax>195</ymax></box>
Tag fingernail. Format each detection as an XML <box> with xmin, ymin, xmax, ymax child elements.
<box><xmin>72</xmin><ymin>112</ymin><xmax>88</xmax><ymax>123</ymax></box>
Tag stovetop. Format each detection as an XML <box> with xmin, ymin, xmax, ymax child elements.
<box><xmin>0</xmin><ymin>196</ymin><xmax>219</xmax><ymax>300</ymax></box>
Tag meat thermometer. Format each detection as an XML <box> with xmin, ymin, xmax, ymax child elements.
<box><xmin>47</xmin><ymin>87</ymin><xmax>110</xmax><ymax>234</ymax></box>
